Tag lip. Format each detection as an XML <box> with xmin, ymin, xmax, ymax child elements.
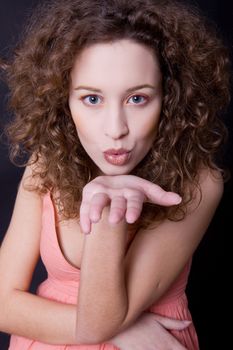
<box><xmin>103</xmin><ymin>149</ymin><xmax>131</xmax><ymax>166</ymax></box>
<box><xmin>104</xmin><ymin>148</ymin><xmax>130</xmax><ymax>155</ymax></box>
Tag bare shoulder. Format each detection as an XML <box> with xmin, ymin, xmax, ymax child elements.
<box><xmin>120</xmin><ymin>168</ymin><xmax>224</xmax><ymax>326</ymax></box>
<box><xmin>19</xmin><ymin>156</ymin><xmax>44</xmax><ymax>193</ymax></box>
<box><xmin>11</xmin><ymin>158</ymin><xmax>43</xmax><ymax>210</ymax></box>
<box><xmin>199</xmin><ymin>167</ymin><xmax>223</xmax><ymax>192</ymax></box>
<box><xmin>5</xmin><ymin>161</ymin><xmax>44</xmax><ymax>227</ymax></box>
<box><xmin>0</xmin><ymin>161</ymin><xmax>44</xmax><ymax>293</ymax></box>
<box><xmin>192</xmin><ymin>167</ymin><xmax>224</xmax><ymax>211</ymax></box>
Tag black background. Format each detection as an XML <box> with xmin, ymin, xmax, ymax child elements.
<box><xmin>0</xmin><ymin>1</ymin><xmax>232</xmax><ymax>349</ymax></box>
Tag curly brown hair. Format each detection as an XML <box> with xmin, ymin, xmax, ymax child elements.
<box><xmin>1</xmin><ymin>0</ymin><xmax>231</xmax><ymax>228</ymax></box>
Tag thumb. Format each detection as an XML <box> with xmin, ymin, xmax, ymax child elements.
<box><xmin>153</xmin><ymin>314</ymin><xmax>192</xmax><ymax>330</ymax></box>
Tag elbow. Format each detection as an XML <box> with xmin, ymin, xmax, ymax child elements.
<box><xmin>75</xmin><ymin>297</ymin><xmax>128</xmax><ymax>344</ymax></box>
<box><xmin>75</xmin><ymin>313</ymin><xmax>127</xmax><ymax>344</ymax></box>
<box><xmin>75</xmin><ymin>326</ymin><xmax>110</xmax><ymax>345</ymax></box>
<box><xmin>75</xmin><ymin>331</ymin><xmax>104</xmax><ymax>345</ymax></box>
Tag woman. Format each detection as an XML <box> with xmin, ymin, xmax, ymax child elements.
<box><xmin>0</xmin><ymin>0</ymin><xmax>230</xmax><ymax>349</ymax></box>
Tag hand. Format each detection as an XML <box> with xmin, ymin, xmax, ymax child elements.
<box><xmin>110</xmin><ymin>312</ymin><xmax>190</xmax><ymax>350</ymax></box>
<box><xmin>80</xmin><ymin>175</ymin><xmax>181</xmax><ymax>233</ymax></box>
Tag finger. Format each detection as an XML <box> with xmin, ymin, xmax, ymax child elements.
<box><xmin>164</xmin><ymin>331</ymin><xmax>188</xmax><ymax>350</ymax></box>
<box><xmin>79</xmin><ymin>199</ymin><xmax>91</xmax><ymax>234</ymax></box>
<box><xmin>145</xmin><ymin>315</ymin><xmax>188</xmax><ymax>350</ymax></box>
<box><xmin>153</xmin><ymin>314</ymin><xmax>192</xmax><ymax>330</ymax></box>
<box><xmin>89</xmin><ymin>192</ymin><xmax>110</xmax><ymax>223</ymax></box>
<box><xmin>125</xmin><ymin>191</ymin><xmax>144</xmax><ymax>223</ymax></box>
<box><xmin>126</xmin><ymin>176</ymin><xmax>182</xmax><ymax>206</ymax></box>
<box><xmin>155</xmin><ymin>323</ymin><xmax>189</xmax><ymax>350</ymax></box>
<box><xmin>165</xmin><ymin>332</ymin><xmax>188</xmax><ymax>350</ymax></box>
<box><xmin>109</xmin><ymin>196</ymin><xmax>127</xmax><ymax>224</ymax></box>
<box><xmin>146</xmin><ymin>185</ymin><xmax>181</xmax><ymax>206</ymax></box>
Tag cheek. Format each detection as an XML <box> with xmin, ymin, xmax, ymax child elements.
<box><xmin>69</xmin><ymin>98</ymin><xmax>85</xmax><ymax>130</ymax></box>
<box><xmin>74</xmin><ymin>118</ymin><xmax>99</xmax><ymax>144</ymax></box>
<box><xmin>75</xmin><ymin>123</ymin><xmax>91</xmax><ymax>140</ymax></box>
<box><xmin>135</xmin><ymin>100</ymin><xmax>162</xmax><ymax>138</ymax></box>
<box><xmin>69</xmin><ymin>110</ymin><xmax>89</xmax><ymax>138</ymax></box>
<box><xmin>69</xmin><ymin>101</ymin><xmax>99</xmax><ymax>141</ymax></box>
<box><xmin>136</xmin><ymin>115</ymin><xmax>160</xmax><ymax>141</ymax></box>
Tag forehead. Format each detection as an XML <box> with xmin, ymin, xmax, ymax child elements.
<box><xmin>70</xmin><ymin>39</ymin><xmax>162</xmax><ymax>88</ymax></box>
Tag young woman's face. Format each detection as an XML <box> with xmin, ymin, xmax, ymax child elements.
<box><xmin>69</xmin><ymin>39</ymin><xmax>162</xmax><ymax>175</ymax></box>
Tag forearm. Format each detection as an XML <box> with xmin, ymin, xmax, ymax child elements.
<box><xmin>0</xmin><ymin>289</ymin><xmax>77</xmax><ymax>344</ymax></box>
<box><xmin>76</xmin><ymin>217</ymin><xmax>128</xmax><ymax>343</ymax></box>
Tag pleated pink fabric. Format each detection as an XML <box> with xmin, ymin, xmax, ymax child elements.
<box><xmin>9</xmin><ymin>193</ymin><xmax>199</xmax><ymax>349</ymax></box>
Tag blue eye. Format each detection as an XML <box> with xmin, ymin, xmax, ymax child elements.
<box><xmin>128</xmin><ymin>95</ymin><xmax>147</xmax><ymax>105</ymax></box>
<box><xmin>83</xmin><ymin>95</ymin><xmax>101</xmax><ymax>105</ymax></box>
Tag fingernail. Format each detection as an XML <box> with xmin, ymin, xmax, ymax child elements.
<box><xmin>82</xmin><ymin>224</ymin><xmax>90</xmax><ymax>234</ymax></box>
<box><xmin>165</xmin><ymin>192</ymin><xmax>182</xmax><ymax>204</ymax></box>
<box><xmin>173</xmin><ymin>194</ymin><xmax>182</xmax><ymax>204</ymax></box>
<box><xmin>90</xmin><ymin>215</ymin><xmax>99</xmax><ymax>223</ymax></box>
<box><xmin>183</xmin><ymin>320</ymin><xmax>192</xmax><ymax>325</ymax></box>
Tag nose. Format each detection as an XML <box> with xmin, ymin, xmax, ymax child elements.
<box><xmin>104</xmin><ymin>105</ymin><xmax>129</xmax><ymax>140</ymax></box>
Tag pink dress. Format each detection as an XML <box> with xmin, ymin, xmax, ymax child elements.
<box><xmin>9</xmin><ymin>193</ymin><xmax>199</xmax><ymax>349</ymax></box>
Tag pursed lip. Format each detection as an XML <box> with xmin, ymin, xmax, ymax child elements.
<box><xmin>104</xmin><ymin>148</ymin><xmax>130</xmax><ymax>155</ymax></box>
<box><xmin>103</xmin><ymin>148</ymin><xmax>132</xmax><ymax>166</ymax></box>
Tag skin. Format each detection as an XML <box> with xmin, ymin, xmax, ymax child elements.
<box><xmin>0</xmin><ymin>39</ymin><xmax>223</xmax><ymax>350</ymax></box>
<box><xmin>75</xmin><ymin>167</ymin><xmax>223</xmax><ymax>344</ymax></box>
<box><xmin>69</xmin><ymin>40</ymin><xmax>180</xmax><ymax>233</ymax></box>
<box><xmin>69</xmin><ymin>40</ymin><xmax>163</xmax><ymax>177</ymax></box>
<box><xmin>68</xmin><ymin>40</ymin><xmax>223</xmax><ymax>346</ymax></box>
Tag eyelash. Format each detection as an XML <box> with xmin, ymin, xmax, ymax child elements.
<box><xmin>80</xmin><ymin>94</ymin><xmax>149</xmax><ymax>106</ymax></box>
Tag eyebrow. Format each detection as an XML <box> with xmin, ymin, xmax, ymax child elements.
<box><xmin>74</xmin><ymin>84</ymin><xmax>156</xmax><ymax>93</ymax></box>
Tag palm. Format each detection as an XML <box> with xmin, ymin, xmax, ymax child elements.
<box><xmin>80</xmin><ymin>175</ymin><xmax>181</xmax><ymax>234</ymax></box>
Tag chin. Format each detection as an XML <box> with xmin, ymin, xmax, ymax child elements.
<box><xmin>100</xmin><ymin>166</ymin><xmax>132</xmax><ymax>176</ymax></box>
